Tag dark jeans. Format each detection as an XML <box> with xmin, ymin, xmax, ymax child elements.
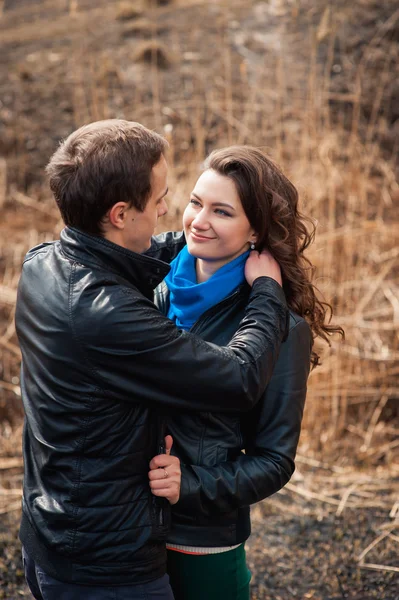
<box><xmin>22</xmin><ymin>547</ymin><xmax>175</xmax><ymax>600</ymax></box>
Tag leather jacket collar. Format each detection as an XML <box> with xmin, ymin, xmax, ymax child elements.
<box><xmin>60</xmin><ymin>227</ymin><xmax>171</xmax><ymax>296</ymax></box>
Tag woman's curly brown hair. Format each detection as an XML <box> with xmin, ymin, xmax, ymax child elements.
<box><xmin>205</xmin><ymin>145</ymin><xmax>344</xmax><ymax>367</ymax></box>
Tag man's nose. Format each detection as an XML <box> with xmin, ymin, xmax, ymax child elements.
<box><xmin>159</xmin><ymin>198</ymin><xmax>168</xmax><ymax>217</ymax></box>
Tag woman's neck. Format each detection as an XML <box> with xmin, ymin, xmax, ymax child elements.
<box><xmin>195</xmin><ymin>259</ymin><xmax>223</xmax><ymax>283</ymax></box>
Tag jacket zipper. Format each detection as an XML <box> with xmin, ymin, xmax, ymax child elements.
<box><xmin>150</xmin><ymin>412</ymin><xmax>167</xmax><ymax>528</ymax></box>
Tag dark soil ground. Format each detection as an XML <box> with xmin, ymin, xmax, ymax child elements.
<box><xmin>1</xmin><ymin>467</ymin><xmax>398</xmax><ymax>599</ymax></box>
<box><xmin>1</xmin><ymin>502</ymin><xmax>398</xmax><ymax>599</ymax></box>
<box><xmin>246</xmin><ymin>501</ymin><xmax>399</xmax><ymax>599</ymax></box>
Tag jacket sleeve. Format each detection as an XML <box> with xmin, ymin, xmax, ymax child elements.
<box><xmin>76</xmin><ymin>277</ymin><xmax>289</xmax><ymax>413</ymax></box>
<box><xmin>175</xmin><ymin>319</ymin><xmax>312</xmax><ymax>513</ymax></box>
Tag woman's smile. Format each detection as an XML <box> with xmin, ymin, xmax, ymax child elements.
<box><xmin>189</xmin><ymin>230</ymin><xmax>216</xmax><ymax>242</ymax></box>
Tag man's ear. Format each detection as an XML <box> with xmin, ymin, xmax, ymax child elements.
<box><xmin>108</xmin><ymin>202</ymin><xmax>129</xmax><ymax>230</ymax></box>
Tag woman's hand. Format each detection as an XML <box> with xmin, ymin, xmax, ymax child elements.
<box><xmin>245</xmin><ymin>249</ymin><xmax>282</xmax><ymax>287</ymax></box>
<box><xmin>149</xmin><ymin>435</ymin><xmax>181</xmax><ymax>505</ymax></box>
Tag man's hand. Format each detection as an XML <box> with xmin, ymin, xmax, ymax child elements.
<box><xmin>148</xmin><ymin>435</ymin><xmax>181</xmax><ymax>505</ymax></box>
<box><xmin>245</xmin><ymin>249</ymin><xmax>282</xmax><ymax>287</ymax></box>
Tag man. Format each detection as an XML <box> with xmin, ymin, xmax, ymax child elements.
<box><xmin>16</xmin><ymin>120</ymin><xmax>288</xmax><ymax>599</ymax></box>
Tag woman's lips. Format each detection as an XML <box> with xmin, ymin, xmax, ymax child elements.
<box><xmin>189</xmin><ymin>231</ymin><xmax>216</xmax><ymax>242</ymax></box>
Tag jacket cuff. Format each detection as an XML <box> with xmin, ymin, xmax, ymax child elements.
<box><xmin>175</xmin><ymin>464</ymin><xmax>196</xmax><ymax>512</ymax></box>
<box><xmin>250</xmin><ymin>277</ymin><xmax>289</xmax><ymax>341</ymax></box>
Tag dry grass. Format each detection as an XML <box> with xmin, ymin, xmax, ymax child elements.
<box><xmin>116</xmin><ymin>1</ymin><xmax>145</xmax><ymax>21</ymax></box>
<box><xmin>132</xmin><ymin>40</ymin><xmax>176</xmax><ymax>69</ymax></box>
<box><xmin>0</xmin><ymin>0</ymin><xmax>397</xmax><ymax>485</ymax></box>
<box><xmin>0</xmin><ymin>3</ymin><xmax>398</xmax><ymax>587</ymax></box>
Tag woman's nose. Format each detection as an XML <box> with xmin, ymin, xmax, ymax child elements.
<box><xmin>192</xmin><ymin>209</ymin><xmax>209</xmax><ymax>229</ymax></box>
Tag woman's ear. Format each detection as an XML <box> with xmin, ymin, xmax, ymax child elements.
<box><xmin>249</xmin><ymin>232</ymin><xmax>259</xmax><ymax>245</ymax></box>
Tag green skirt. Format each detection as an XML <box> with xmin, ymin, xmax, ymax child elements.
<box><xmin>167</xmin><ymin>544</ymin><xmax>251</xmax><ymax>600</ymax></box>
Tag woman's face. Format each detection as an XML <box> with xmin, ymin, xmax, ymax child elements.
<box><xmin>183</xmin><ymin>169</ymin><xmax>257</xmax><ymax>267</ymax></box>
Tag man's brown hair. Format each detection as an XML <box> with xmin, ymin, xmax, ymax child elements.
<box><xmin>46</xmin><ymin>119</ymin><xmax>168</xmax><ymax>235</ymax></box>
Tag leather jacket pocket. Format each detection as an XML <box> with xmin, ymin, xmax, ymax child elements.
<box><xmin>216</xmin><ymin>446</ymin><xmax>228</xmax><ymax>463</ymax></box>
<box><xmin>216</xmin><ymin>446</ymin><xmax>242</xmax><ymax>464</ymax></box>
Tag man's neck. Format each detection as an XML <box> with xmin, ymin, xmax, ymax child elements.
<box><xmin>103</xmin><ymin>229</ymin><xmax>124</xmax><ymax>248</ymax></box>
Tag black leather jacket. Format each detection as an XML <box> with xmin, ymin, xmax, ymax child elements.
<box><xmin>15</xmin><ymin>227</ymin><xmax>288</xmax><ymax>585</ymax></box>
<box><xmin>155</xmin><ymin>244</ymin><xmax>312</xmax><ymax>547</ymax></box>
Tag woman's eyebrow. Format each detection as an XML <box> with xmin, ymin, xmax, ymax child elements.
<box><xmin>212</xmin><ymin>202</ymin><xmax>236</xmax><ymax>210</ymax></box>
<box><xmin>191</xmin><ymin>192</ymin><xmax>236</xmax><ymax>210</ymax></box>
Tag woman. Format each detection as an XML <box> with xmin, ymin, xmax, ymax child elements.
<box><xmin>148</xmin><ymin>146</ymin><xmax>342</xmax><ymax>600</ymax></box>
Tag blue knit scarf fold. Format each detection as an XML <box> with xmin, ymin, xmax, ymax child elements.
<box><xmin>164</xmin><ymin>246</ymin><xmax>249</xmax><ymax>330</ymax></box>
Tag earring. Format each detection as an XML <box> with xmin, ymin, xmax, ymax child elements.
<box><xmin>250</xmin><ymin>242</ymin><xmax>255</xmax><ymax>250</ymax></box>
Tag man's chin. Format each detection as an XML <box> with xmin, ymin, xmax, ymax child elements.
<box><xmin>141</xmin><ymin>239</ymin><xmax>152</xmax><ymax>254</ymax></box>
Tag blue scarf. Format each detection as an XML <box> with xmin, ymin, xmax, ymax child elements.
<box><xmin>165</xmin><ymin>246</ymin><xmax>249</xmax><ymax>330</ymax></box>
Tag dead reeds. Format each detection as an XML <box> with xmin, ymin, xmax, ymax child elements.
<box><xmin>0</xmin><ymin>0</ymin><xmax>397</xmax><ymax>548</ymax></box>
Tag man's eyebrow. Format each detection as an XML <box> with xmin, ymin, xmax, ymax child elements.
<box><xmin>191</xmin><ymin>192</ymin><xmax>235</xmax><ymax>211</ymax></box>
<box><xmin>157</xmin><ymin>187</ymin><xmax>168</xmax><ymax>201</ymax></box>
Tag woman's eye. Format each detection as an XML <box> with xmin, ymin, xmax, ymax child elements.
<box><xmin>215</xmin><ymin>209</ymin><xmax>231</xmax><ymax>217</ymax></box>
<box><xmin>190</xmin><ymin>199</ymin><xmax>201</xmax><ymax>207</ymax></box>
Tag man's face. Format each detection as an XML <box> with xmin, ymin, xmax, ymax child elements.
<box><xmin>124</xmin><ymin>155</ymin><xmax>168</xmax><ymax>254</ymax></box>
